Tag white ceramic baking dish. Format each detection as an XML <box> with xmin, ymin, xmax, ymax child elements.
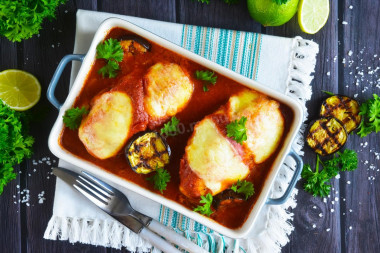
<box><xmin>47</xmin><ymin>18</ymin><xmax>303</xmax><ymax>239</ymax></box>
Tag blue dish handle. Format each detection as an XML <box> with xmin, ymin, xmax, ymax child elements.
<box><xmin>266</xmin><ymin>149</ymin><xmax>303</xmax><ymax>205</ymax></box>
<box><xmin>47</xmin><ymin>54</ymin><xmax>85</xmax><ymax>109</ymax></box>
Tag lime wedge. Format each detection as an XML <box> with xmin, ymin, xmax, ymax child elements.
<box><xmin>298</xmin><ymin>0</ymin><xmax>330</xmax><ymax>34</ymax></box>
<box><xmin>0</xmin><ymin>69</ymin><xmax>41</xmax><ymax>111</ymax></box>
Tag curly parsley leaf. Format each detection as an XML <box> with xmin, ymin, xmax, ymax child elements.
<box><xmin>336</xmin><ymin>149</ymin><xmax>358</xmax><ymax>172</ymax></box>
<box><xmin>195</xmin><ymin>70</ymin><xmax>217</xmax><ymax>92</ymax></box>
<box><xmin>194</xmin><ymin>193</ymin><xmax>214</xmax><ymax>216</ymax></box>
<box><xmin>0</xmin><ymin>103</ymin><xmax>34</xmax><ymax>194</ymax></box>
<box><xmin>146</xmin><ymin>168</ymin><xmax>171</xmax><ymax>193</ymax></box>
<box><xmin>302</xmin><ymin>150</ymin><xmax>358</xmax><ymax>197</ymax></box>
<box><xmin>98</xmin><ymin>60</ymin><xmax>120</xmax><ymax>78</ymax></box>
<box><xmin>226</xmin><ymin>116</ymin><xmax>247</xmax><ymax>144</ymax></box>
<box><xmin>0</xmin><ymin>0</ymin><xmax>66</xmax><ymax>42</ymax></box>
<box><xmin>357</xmin><ymin>94</ymin><xmax>380</xmax><ymax>137</ymax></box>
<box><xmin>231</xmin><ymin>180</ymin><xmax>255</xmax><ymax>200</ymax></box>
<box><xmin>96</xmin><ymin>38</ymin><xmax>124</xmax><ymax>78</ymax></box>
<box><xmin>160</xmin><ymin>117</ymin><xmax>180</xmax><ymax>137</ymax></box>
<box><xmin>63</xmin><ymin>107</ymin><xmax>89</xmax><ymax>130</ymax></box>
<box><xmin>302</xmin><ymin>163</ymin><xmax>332</xmax><ymax>197</ymax></box>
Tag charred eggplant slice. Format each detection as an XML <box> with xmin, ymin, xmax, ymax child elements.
<box><xmin>126</xmin><ymin>131</ymin><xmax>171</xmax><ymax>174</ymax></box>
<box><xmin>320</xmin><ymin>95</ymin><xmax>361</xmax><ymax>133</ymax></box>
<box><xmin>213</xmin><ymin>190</ymin><xmax>245</xmax><ymax>209</ymax></box>
<box><xmin>119</xmin><ymin>35</ymin><xmax>151</xmax><ymax>54</ymax></box>
<box><xmin>307</xmin><ymin>117</ymin><xmax>348</xmax><ymax>156</ymax></box>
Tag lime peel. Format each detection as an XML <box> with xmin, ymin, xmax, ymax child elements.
<box><xmin>0</xmin><ymin>69</ymin><xmax>41</xmax><ymax>111</ymax></box>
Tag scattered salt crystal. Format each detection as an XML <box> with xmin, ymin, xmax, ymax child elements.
<box><xmin>332</xmin><ymin>201</ymin><xmax>335</xmax><ymax>205</ymax></box>
<box><xmin>312</xmin><ymin>224</ymin><xmax>316</xmax><ymax>228</ymax></box>
<box><xmin>326</xmin><ymin>228</ymin><xmax>331</xmax><ymax>232</ymax></box>
<box><xmin>342</xmin><ymin>58</ymin><xmax>346</xmax><ymax>64</ymax></box>
<box><xmin>26</xmin><ymin>203</ymin><xmax>30</xmax><ymax>207</ymax></box>
<box><xmin>51</xmin><ymin>44</ymin><xmax>55</xmax><ymax>48</ymax></box>
<box><xmin>319</xmin><ymin>213</ymin><xmax>323</xmax><ymax>217</ymax></box>
<box><xmin>331</xmin><ymin>209</ymin><xmax>335</xmax><ymax>213</ymax></box>
<box><xmin>313</xmin><ymin>206</ymin><xmax>317</xmax><ymax>209</ymax></box>
<box><xmin>347</xmin><ymin>181</ymin><xmax>351</xmax><ymax>185</ymax></box>
<box><xmin>348</xmin><ymin>50</ymin><xmax>353</xmax><ymax>56</ymax></box>
<box><xmin>327</xmin><ymin>71</ymin><xmax>330</xmax><ymax>76</ymax></box>
<box><xmin>16</xmin><ymin>185</ymin><xmax>20</xmax><ymax>189</ymax></box>
<box><xmin>349</xmin><ymin>209</ymin><xmax>352</xmax><ymax>212</ymax></box>
<box><xmin>323</xmin><ymin>198</ymin><xmax>327</xmax><ymax>203</ymax></box>
<box><xmin>335</xmin><ymin>197</ymin><xmax>339</xmax><ymax>201</ymax></box>
<box><xmin>342</xmin><ymin>21</ymin><xmax>348</xmax><ymax>25</ymax></box>
<box><xmin>335</xmin><ymin>174</ymin><xmax>341</xmax><ymax>179</ymax></box>
<box><xmin>349</xmin><ymin>5</ymin><xmax>353</xmax><ymax>9</ymax></box>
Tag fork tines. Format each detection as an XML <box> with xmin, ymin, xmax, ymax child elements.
<box><xmin>74</xmin><ymin>173</ymin><xmax>114</xmax><ymax>206</ymax></box>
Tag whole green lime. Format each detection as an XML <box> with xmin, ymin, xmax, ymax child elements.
<box><xmin>247</xmin><ymin>0</ymin><xmax>300</xmax><ymax>27</ymax></box>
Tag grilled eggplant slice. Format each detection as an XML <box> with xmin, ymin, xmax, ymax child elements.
<box><xmin>126</xmin><ymin>131</ymin><xmax>171</xmax><ymax>174</ymax></box>
<box><xmin>213</xmin><ymin>189</ymin><xmax>245</xmax><ymax>209</ymax></box>
<box><xmin>119</xmin><ymin>35</ymin><xmax>151</xmax><ymax>56</ymax></box>
<box><xmin>320</xmin><ymin>95</ymin><xmax>361</xmax><ymax>133</ymax></box>
<box><xmin>307</xmin><ymin>117</ymin><xmax>348</xmax><ymax>156</ymax></box>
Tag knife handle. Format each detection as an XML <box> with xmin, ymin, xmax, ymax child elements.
<box><xmin>140</xmin><ymin>227</ymin><xmax>181</xmax><ymax>253</ymax></box>
<box><xmin>148</xmin><ymin>220</ymin><xmax>208</xmax><ymax>253</ymax></box>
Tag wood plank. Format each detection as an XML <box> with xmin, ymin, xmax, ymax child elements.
<box><xmin>0</xmin><ymin>37</ymin><xmax>23</xmax><ymax>253</ymax></box>
<box><xmin>177</xmin><ymin>0</ymin><xmax>262</xmax><ymax>32</ymax></box>
<box><xmin>265</xmin><ymin>1</ymin><xmax>342</xmax><ymax>253</ymax></box>
<box><xmin>339</xmin><ymin>1</ymin><xmax>380</xmax><ymax>252</ymax></box>
<box><xmin>97</xmin><ymin>0</ymin><xmax>176</xmax><ymax>23</ymax></box>
<box><xmin>17</xmin><ymin>0</ymin><xmax>105</xmax><ymax>252</ymax></box>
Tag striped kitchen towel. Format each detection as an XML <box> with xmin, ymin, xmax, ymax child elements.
<box><xmin>44</xmin><ymin>9</ymin><xmax>318</xmax><ymax>253</ymax></box>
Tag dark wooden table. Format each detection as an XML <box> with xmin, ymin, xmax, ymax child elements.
<box><xmin>1</xmin><ymin>1</ymin><xmax>379</xmax><ymax>252</ymax></box>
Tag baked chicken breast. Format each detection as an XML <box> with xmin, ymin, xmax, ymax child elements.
<box><xmin>180</xmin><ymin>89</ymin><xmax>284</xmax><ymax>198</ymax></box>
<box><xmin>78</xmin><ymin>91</ymin><xmax>133</xmax><ymax>159</ymax></box>
<box><xmin>143</xmin><ymin>62</ymin><xmax>194</xmax><ymax>126</ymax></box>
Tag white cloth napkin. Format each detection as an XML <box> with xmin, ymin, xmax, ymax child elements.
<box><xmin>44</xmin><ymin>9</ymin><xmax>319</xmax><ymax>253</ymax></box>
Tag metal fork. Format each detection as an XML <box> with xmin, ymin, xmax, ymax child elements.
<box><xmin>52</xmin><ymin>167</ymin><xmax>208</xmax><ymax>253</ymax></box>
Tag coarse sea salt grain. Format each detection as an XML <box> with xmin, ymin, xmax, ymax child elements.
<box><xmin>349</xmin><ymin>5</ymin><xmax>353</xmax><ymax>9</ymax></box>
<box><xmin>348</xmin><ymin>50</ymin><xmax>353</xmax><ymax>56</ymax></box>
<box><xmin>335</xmin><ymin>197</ymin><xmax>339</xmax><ymax>201</ymax></box>
<box><xmin>327</xmin><ymin>72</ymin><xmax>331</xmax><ymax>76</ymax></box>
<box><xmin>319</xmin><ymin>213</ymin><xmax>323</xmax><ymax>217</ymax></box>
<box><xmin>313</xmin><ymin>224</ymin><xmax>316</xmax><ymax>228</ymax></box>
<box><xmin>347</xmin><ymin>181</ymin><xmax>351</xmax><ymax>185</ymax></box>
<box><xmin>342</xmin><ymin>21</ymin><xmax>348</xmax><ymax>25</ymax></box>
<box><xmin>331</xmin><ymin>209</ymin><xmax>335</xmax><ymax>213</ymax></box>
<box><xmin>326</xmin><ymin>228</ymin><xmax>331</xmax><ymax>232</ymax></box>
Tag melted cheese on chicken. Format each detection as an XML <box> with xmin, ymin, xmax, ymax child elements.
<box><xmin>144</xmin><ymin>63</ymin><xmax>194</xmax><ymax>120</ymax></box>
<box><xmin>228</xmin><ymin>90</ymin><xmax>284</xmax><ymax>163</ymax></box>
<box><xmin>185</xmin><ymin>119</ymin><xmax>249</xmax><ymax>195</ymax></box>
<box><xmin>78</xmin><ymin>91</ymin><xmax>133</xmax><ymax>159</ymax></box>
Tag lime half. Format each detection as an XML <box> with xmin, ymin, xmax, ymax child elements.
<box><xmin>298</xmin><ymin>0</ymin><xmax>330</xmax><ymax>34</ymax></box>
<box><xmin>0</xmin><ymin>69</ymin><xmax>41</xmax><ymax>111</ymax></box>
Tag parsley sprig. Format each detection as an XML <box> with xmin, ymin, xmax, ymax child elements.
<box><xmin>146</xmin><ymin>168</ymin><xmax>171</xmax><ymax>193</ymax></box>
<box><xmin>0</xmin><ymin>0</ymin><xmax>66</xmax><ymax>42</ymax></box>
<box><xmin>194</xmin><ymin>193</ymin><xmax>214</xmax><ymax>217</ymax></box>
<box><xmin>0</xmin><ymin>103</ymin><xmax>34</xmax><ymax>194</ymax></box>
<box><xmin>226</xmin><ymin>116</ymin><xmax>248</xmax><ymax>144</ymax></box>
<box><xmin>63</xmin><ymin>107</ymin><xmax>89</xmax><ymax>130</ymax></box>
<box><xmin>231</xmin><ymin>180</ymin><xmax>255</xmax><ymax>200</ymax></box>
<box><xmin>96</xmin><ymin>38</ymin><xmax>124</xmax><ymax>78</ymax></box>
<box><xmin>160</xmin><ymin>117</ymin><xmax>180</xmax><ymax>137</ymax></box>
<box><xmin>302</xmin><ymin>149</ymin><xmax>358</xmax><ymax>197</ymax></box>
<box><xmin>195</xmin><ymin>70</ymin><xmax>217</xmax><ymax>92</ymax></box>
<box><xmin>357</xmin><ymin>94</ymin><xmax>380</xmax><ymax>137</ymax></box>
